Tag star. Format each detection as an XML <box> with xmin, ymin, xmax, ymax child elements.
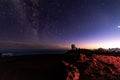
<box><xmin>117</xmin><ymin>26</ymin><xmax>120</xmax><ymax>28</ymax></box>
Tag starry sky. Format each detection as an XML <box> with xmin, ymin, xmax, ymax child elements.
<box><xmin>0</xmin><ymin>0</ymin><xmax>120</xmax><ymax>49</ymax></box>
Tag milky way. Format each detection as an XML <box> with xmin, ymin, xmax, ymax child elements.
<box><xmin>0</xmin><ymin>0</ymin><xmax>65</xmax><ymax>44</ymax></box>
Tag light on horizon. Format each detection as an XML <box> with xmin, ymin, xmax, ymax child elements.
<box><xmin>76</xmin><ymin>40</ymin><xmax>120</xmax><ymax>49</ymax></box>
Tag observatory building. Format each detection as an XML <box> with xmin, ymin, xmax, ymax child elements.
<box><xmin>71</xmin><ymin>44</ymin><xmax>77</xmax><ymax>50</ymax></box>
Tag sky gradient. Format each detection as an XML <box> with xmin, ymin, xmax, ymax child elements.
<box><xmin>0</xmin><ymin>0</ymin><xmax>120</xmax><ymax>49</ymax></box>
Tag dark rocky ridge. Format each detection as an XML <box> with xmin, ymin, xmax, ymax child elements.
<box><xmin>1</xmin><ymin>50</ymin><xmax>120</xmax><ymax>80</ymax></box>
<box><xmin>63</xmin><ymin>52</ymin><xmax>120</xmax><ymax>80</ymax></box>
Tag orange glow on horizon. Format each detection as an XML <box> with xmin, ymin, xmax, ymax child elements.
<box><xmin>75</xmin><ymin>40</ymin><xmax>120</xmax><ymax>49</ymax></box>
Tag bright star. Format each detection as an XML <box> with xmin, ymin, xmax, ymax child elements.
<box><xmin>117</xmin><ymin>26</ymin><xmax>120</xmax><ymax>28</ymax></box>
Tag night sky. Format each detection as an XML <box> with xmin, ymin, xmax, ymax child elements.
<box><xmin>0</xmin><ymin>0</ymin><xmax>120</xmax><ymax>49</ymax></box>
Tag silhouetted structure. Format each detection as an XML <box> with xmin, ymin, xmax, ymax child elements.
<box><xmin>71</xmin><ymin>44</ymin><xmax>76</xmax><ymax>50</ymax></box>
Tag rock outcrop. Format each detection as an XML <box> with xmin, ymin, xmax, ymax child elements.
<box><xmin>63</xmin><ymin>53</ymin><xmax>120</xmax><ymax>80</ymax></box>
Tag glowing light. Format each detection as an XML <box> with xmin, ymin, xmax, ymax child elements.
<box><xmin>76</xmin><ymin>38</ymin><xmax>120</xmax><ymax>49</ymax></box>
<box><xmin>117</xmin><ymin>26</ymin><xmax>120</xmax><ymax>28</ymax></box>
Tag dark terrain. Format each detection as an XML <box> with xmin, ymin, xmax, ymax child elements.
<box><xmin>0</xmin><ymin>54</ymin><xmax>67</xmax><ymax>80</ymax></box>
<box><xmin>1</xmin><ymin>50</ymin><xmax>120</xmax><ymax>80</ymax></box>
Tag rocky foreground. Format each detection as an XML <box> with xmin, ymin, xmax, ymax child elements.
<box><xmin>1</xmin><ymin>53</ymin><xmax>120</xmax><ymax>80</ymax></box>
<box><xmin>63</xmin><ymin>53</ymin><xmax>120</xmax><ymax>80</ymax></box>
